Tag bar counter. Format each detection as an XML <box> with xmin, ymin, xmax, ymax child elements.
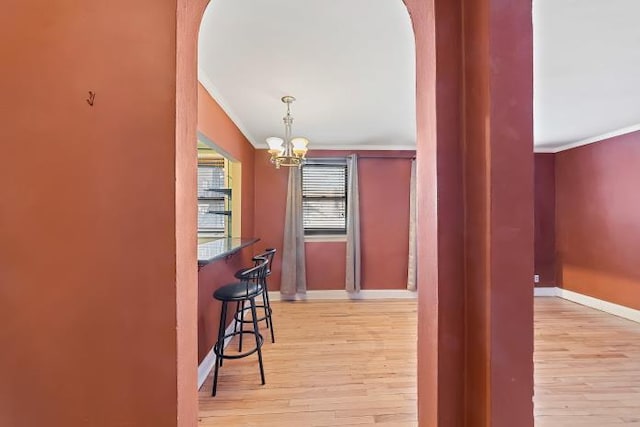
<box><xmin>197</xmin><ymin>236</ymin><xmax>262</xmax><ymax>369</ymax></box>
<box><xmin>197</xmin><ymin>237</ymin><xmax>260</xmax><ymax>268</ymax></box>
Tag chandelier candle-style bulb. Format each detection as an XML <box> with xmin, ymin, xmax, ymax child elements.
<box><xmin>266</xmin><ymin>96</ymin><xmax>309</xmax><ymax>168</ymax></box>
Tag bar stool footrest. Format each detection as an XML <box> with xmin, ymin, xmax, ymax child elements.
<box><xmin>234</xmin><ymin>305</ymin><xmax>272</xmax><ymax>324</ymax></box>
<box><xmin>214</xmin><ymin>330</ymin><xmax>264</xmax><ymax>360</ymax></box>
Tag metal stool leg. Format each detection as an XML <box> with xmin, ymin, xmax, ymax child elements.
<box><xmin>250</xmin><ymin>297</ymin><xmax>266</xmax><ymax>385</ymax></box>
<box><xmin>238</xmin><ymin>299</ymin><xmax>245</xmax><ymax>352</ymax></box>
<box><xmin>218</xmin><ymin>302</ymin><xmax>228</xmax><ymax>367</ymax></box>
<box><xmin>234</xmin><ymin>301</ymin><xmax>240</xmax><ymax>336</ymax></box>
<box><xmin>262</xmin><ymin>290</ymin><xmax>269</xmax><ymax>329</ymax></box>
<box><xmin>212</xmin><ymin>301</ymin><xmax>228</xmax><ymax>396</ymax></box>
<box><xmin>263</xmin><ymin>281</ymin><xmax>275</xmax><ymax>343</ymax></box>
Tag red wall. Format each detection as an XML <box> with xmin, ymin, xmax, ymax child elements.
<box><xmin>360</xmin><ymin>157</ymin><xmax>412</xmax><ymax>288</ymax></box>
<box><xmin>556</xmin><ymin>131</ymin><xmax>640</xmax><ymax>310</ymax></box>
<box><xmin>534</xmin><ymin>153</ymin><xmax>556</xmax><ymax>286</ymax></box>
<box><xmin>253</xmin><ymin>150</ymin><xmax>414</xmax><ymax>291</ymax></box>
<box><xmin>251</xmin><ymin>151</ymin><xmax>289</xmax><ymax>288</ymax></box>
<box><xmin>196</xmin><ymin>84</ymin><xmax>256</xmax><ymax>363</ymax></box>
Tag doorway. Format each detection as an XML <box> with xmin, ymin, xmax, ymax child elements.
<box><xmin>175</xmin><ymin>0</ymin><xmax>536</xmax><ymax>425</ymax></box>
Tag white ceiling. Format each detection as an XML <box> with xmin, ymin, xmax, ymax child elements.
<box><xmin>199</xmin><ymin>0</ymin><xmax>640</xmax><ymax>152</ymax></box>
<box><xmin>534</xmin><ymin>0</ymin><xmax>640</xmax><ymax>151</ymax></box>
<box><xmin>198</xmin><ymin>0</ymin><xmax>416</xmax><ymax>150</ymax></box>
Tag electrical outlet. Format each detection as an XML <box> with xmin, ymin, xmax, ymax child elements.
<box><xmin>534</xmin><ymin>274</ymin><xmax>540</xmax><ymax>283</ymax></box>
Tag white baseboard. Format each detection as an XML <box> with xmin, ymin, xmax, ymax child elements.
<box><xmin>557</xmin><ymin>288</ymin><xmax>640</xmax><ymax>324</ymax></box>
<box><xmin>197</xmin><ymin>320</ymin><xmax>237</xmax><ymax>390</ymax></box>
<box><xmin>534</xmin><ymin>286</ymin><xmax>559</xmax><ymax>297</ymax></box>
<box><xmin>534</xmin><ymin>286</ymin><xmax>640</xmax><ymax>324</ymax></box>
<box><xmin>269</xmin><ymin>289</ymin><xmax>418</xmax><ymax>301</ymax></box>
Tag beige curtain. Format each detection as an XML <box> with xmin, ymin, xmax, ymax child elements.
<box><xmin>281</xmin><ymin>166</ymin><xmax>307</xmax><ymax>298</ymax></box>
<box><xmin>407</xmin><ymin>159</ymin><xmax>417</xmax><ymax>291</ymax></box>
<box><xmin>346</xmin><ymin>154</ymin><xmax>361</xmax><ymax>292</ymax></box>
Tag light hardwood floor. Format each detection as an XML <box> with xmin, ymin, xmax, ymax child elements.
<box><xmin>199</xmin><ymin>298</ymin><xmax>640</xmax><ymax>426</ymax></box>
<box><xmin>535</xmin><ymin>297</ymin><xmax>640</xmax><ymax>426</ymax></box>
<box><xmin>199</xmin><ymin>300</ymin><xmax>417</xmax><ymax>427</ymax></box>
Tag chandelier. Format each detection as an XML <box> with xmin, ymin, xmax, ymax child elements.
<box><xmin>266</xmin><ymin>96</ymin><xmax>309</xmax><ymax>168</ymax></box>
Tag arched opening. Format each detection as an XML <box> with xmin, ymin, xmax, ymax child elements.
<box><xmin>179</xmin><ymin>2</ymin><xmax>433</xmax><ymax>422</ymax></box>
<box><xmin>175</xmin><ymin>0</ymin><xmax>535</xmax><ymax>425</ymax></box>
<box><xmin>193</xmin><ymin>0</ymin><xmax>419</xmax><ymax>422</ymax></box>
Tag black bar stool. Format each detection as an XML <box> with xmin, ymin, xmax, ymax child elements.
<box><xmin>234</xmin><ymin>248</ymin><xmax>277</xmax><ymax>351</ymax></box>
<box><xmin>211</xmin><ymin>257</ymin><xmax>269</xmax><ymax>396</ymax></box>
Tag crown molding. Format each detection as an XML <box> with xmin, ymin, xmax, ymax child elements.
<box><xmin>197</xmin><ymin>68</ymin><xmax>260</xmax><ymax>147</ymax></box>
<box><xmin>534</xmin><ymin>123</ymin><xmax>640</xmax><ymax>153</ymax></box>
<box><xmin>311</xmin><ymin>144</ymin><xmax>416</xmax><ymax>150</ymax></box>
<box><xmin>533</xmin><ymin>146</ymin><xmax>558</xmax><ymax>154</ymax></box>
<box><xmin>254</xmin><ymin>143</ymin><xmax>416</xmax><ymax>151</ymax></box>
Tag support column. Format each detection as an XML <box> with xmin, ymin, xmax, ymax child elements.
<box><xmin>463</xmin><ymin>1</ymin><xmax>534</xmax><ymax>426</ymax></box>
<box><xmin>407</xmin><ymin>0</ymin><xmax>534</xmax><ymax>425</ymax></box>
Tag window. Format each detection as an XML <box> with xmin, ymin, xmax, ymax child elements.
<box><xmin>302</xmin><ymin>161</ymin><xmax>348</xmax><ymax>235</ymax></box>
<box><xmin>197</xmin><ymin>159</ymin><xmax>229</xmax><ymax>236</ymax></box>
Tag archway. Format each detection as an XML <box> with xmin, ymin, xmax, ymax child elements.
<box><xmin>175</xmin><ymin>0</ymin><xmax>534</xmax><ymax>426</ymax></box>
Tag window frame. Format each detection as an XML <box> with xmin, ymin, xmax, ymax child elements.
<box><xmin>301</xmin><ymin>159</ymin><xmax>349</xmax><ymax>236</ymax></box>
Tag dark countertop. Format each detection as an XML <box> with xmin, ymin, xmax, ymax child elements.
<box><xmin>197</xmin><ymin>237</ymin><xmax>260</xmax><ymax>268</ymax></box>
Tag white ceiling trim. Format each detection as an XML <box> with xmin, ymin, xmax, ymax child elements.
<box><xmin>534</xmin><ymin>123</ymin><xmax>640</xmax><ymax>153</ymax></box>
<box><xmin>295</xmin><ymin>145</ymin><xmax>416</xmax><ymax>151</ymax></box>
<box><xmin>252</xmin><ymin>143</ymin><xmax>416</xmax><ymax>151</ymax></box>
<box><xmin>198</xmin><ymin>68</ymin><xmax>260</xmax><ymax>147</ymax></box>
<box><xmin>533</xmin><ymin>146</ymin><xmax>560</xmax><ymax>154</ymax></box>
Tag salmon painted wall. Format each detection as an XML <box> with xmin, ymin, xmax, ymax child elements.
<box><xmin>556</xmin><ymin>131</ymin><xmax>640</xmax><ymax>310</ymax></box>
<box><xmin>253</xmin><ymin>150</ymin><xmax>414</xmax><ymax>291</ymax></box>
<box><xmin>196</xmin><ymin>84</ymin><xmax>256</xmax><ymax>363</ymax></box>
<box><xmin>198</xmin><ymin>83</ymin><xmax>255</xmax><ymax>237</ymax></box>
<box><xmin>1</xmin><ymin>1</ymin><xmax>196</xmax><ymax>426</ymax></box>
<box><xmin>534</xmin><ymin>153</ymin><xmax>556</xmax><ymax>286</ymax></box>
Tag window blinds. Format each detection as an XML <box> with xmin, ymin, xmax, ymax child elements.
<box><xmin>302</xmin><ymin>163</ymin><xmax>348</xmax><ymax>233</ymax></box>
<box><xmin>197</xmin><ymin>159</ymin><xmax>226</xmax><ymax>234</ymax></box>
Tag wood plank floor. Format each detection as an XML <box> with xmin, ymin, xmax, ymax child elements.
<box><xmin>198</xmin><ymin>300</ymin><xmax>417</xmax><ymax>427</ymax></box>
<box><xmin>535</xmin><ymin>297</ymin><xmax>640</xmax><ymax>426</ymax></box>
<box><xmin>199</xmin><ymin>298</ymin><xmax>640</xmax><ymax>426</ymax></box>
